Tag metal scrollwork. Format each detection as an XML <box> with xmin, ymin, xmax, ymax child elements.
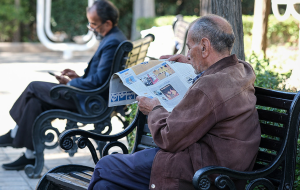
<box><xmin>123</xmin><ymin>42</ymin><xmax>133</xmax><ymax>53</ymax></box>
<box><xmin>77</xmin><ymin>137</ymin><xmax>99</xmax><ymax>164</ymax></box>
<box><xmin>85</xmin><ymin>95</ymin><xmax>107</xmax><ymax>115</ymax></box>
<box><xmin>50</xmin><ymin>88</ymin><xmax>60</xmax><ymax>100</ymax></box>
<box><xmin>102</xmin><ymin>141</ymin><xmax>128</xmax><ymax>157</ymax></box>
<box><xmin>41</xmin><ymin>119</ymin><xmax>60</xmax><ymax>149</ymax></box>
<box><xmin>197</xmin><ymin>175</ymin><xmax>211</xmax><ymax>190</ymax></box>
<box><xmin>94</xmin><ymin>118</ymin><xmax>112</xmax><ymax>135</ymax></box>
<box><xmin>62</xmin><ymin>90</ymin><xmax>72</xmax><ymax>100</ymax></box>
<box><xmin>215</xmin><ymin>175</ymin><xmax>236</xmax><ymax>190</ymax></box>
<box><xmin>77</xmin><ymin>137</ymin><xmax>88</xmax><ymax>149</ymax></box>
<box><xmin>246</xmin><ymin>178</ymin><xmax>275</xmax><ymax>190</ymax></box>
<box><xmin>60</xmin><ymin>137</ymin><xmax>73</xmax><ymax>150</ymax></box>
<box><xmin>65</xmin><ymin>120</ymin><xmax>79</xmax><ymax>130</ymax></box>
<box><xmin>64</xmin><ymin>120</ymin><xmax>79</xmax><ymax>157</ymax></box>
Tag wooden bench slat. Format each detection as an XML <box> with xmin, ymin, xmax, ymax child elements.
<box><xmin>260</xmin><ymin>123</ymin><xmax>286</xmax><ymax>138</ymax></box>
<box><xmin>143</xmin><ymin>124</ymin><xmax>150</xmax><ymax>133</ymax></box>
<box><xmin>141</xmin><ymin>135</ymin><xmax>157</xmax><ymax>147</ymax></box>
<box><xmin>259</xmin><ymin>138</ymin><xmax>282</xmax><ymax>152</ymax></box>
<box><xmin>69</xmin><ymin>171</ymin><xmax>92</xmax><ymax>183</ymax></box>
<box><xmin>256</xmin><ymin>151</ymin><xmax>277</xmax><ymax>163</ymax></box>
<box><xmin>256</xmin><ymin>94</ymin><xmax>292</xmax><ymax>110</ymax></box>
<box><xmin>137</xmin><ymin>144</ymin><xmax>156</xmax><ymax>150</ymax></box>
<box><xmin>257</xmin><ymin>109</ymin><xmax>289</xmax><ymax>124</ymax></box>
<box><xmin>82</xmin><ymin>171</ymin><xmax>93</xmax><ymax>177</ymax></box>
<box><xmin>46</xmin><ymin>173</ymin><xmax>89</xmax><ymax>190</ymax></box>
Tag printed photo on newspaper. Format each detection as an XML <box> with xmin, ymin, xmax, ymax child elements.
<box><xmin>108</xmin><ymin>60</ymin><xmax>197</xmax><ymax>112</ymax></box>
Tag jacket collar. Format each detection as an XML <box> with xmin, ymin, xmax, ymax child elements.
<box><xmin>202</xmin><ymin>54</ymin><xmax>238</xmax><ymax>77</ymax></box>
<box><xmin>104</xmin><ymin>26</ymin><xmax>118</xmax><ymax>38</ymax></box>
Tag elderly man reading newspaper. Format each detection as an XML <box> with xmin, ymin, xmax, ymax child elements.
<box><xmin>88</xmin><ymin>14</ymin><xmax>261</xmax><ymax>190</ymax></box>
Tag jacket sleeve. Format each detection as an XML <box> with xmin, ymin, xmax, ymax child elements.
<box><xmin>147</xmin><ymin>87</ymin><xmax>216</xmax><ymax>153</ymax></box>
<box><xmin>68</xmin><ymin>40</ymin><xmax>119</xmax><ymax>89</ymax></box>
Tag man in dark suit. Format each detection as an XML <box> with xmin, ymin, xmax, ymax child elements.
<box><xmin>0</xmin><ymin>0</ymin><xmax>127</xmax><ymax>170</ymax></box>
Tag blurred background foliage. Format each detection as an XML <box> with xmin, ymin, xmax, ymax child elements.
<box><xmin>0</xmin><ymin>0</ymin><xmax>263</xmax><ymax>42</ymax></box>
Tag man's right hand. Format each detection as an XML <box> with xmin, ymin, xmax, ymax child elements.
<box><xmin>55</xmin><ymin>75</ymin><xmax>70</xmax><ymax>84</ymax></box>
<box><xmin>160</xmin><ymin>54</ymin><xmax>190</xmax><ymax>63</ymax></box>
<box><xmin>61</xmin><ymin>69</ymin><xmax>80</xmax><ymax>79</ymax></box>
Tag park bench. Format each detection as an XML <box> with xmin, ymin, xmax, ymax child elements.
<box><xmin>24</xmin><ymin>34</ymin><xmax>155</xmax><ymax>179</ymax></box>
<box><xmin>35</xmin><ymin>87</ymin><xmax>300</xmax><ymax>189</ymax></box>
<box><xmin>172</xmin><ymin>14</ymin><xmax>190</xmax><ymax>55</ymax></box>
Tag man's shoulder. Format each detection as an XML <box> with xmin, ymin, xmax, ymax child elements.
<box><xmin>106</xmin><ymin>27</ymin><xmax>127</xmax><ymax>43</ymax></box>
<box><xmin>191</xmin><ymin>61</ymin><xmax>256</xmax><ymax>105</ymax></box>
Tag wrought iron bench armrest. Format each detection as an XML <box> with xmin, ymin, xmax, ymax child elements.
<box><xmin>50</xmin><ymin>84</ymin><xmax>110</xmax><ymax>115</ymax></box>
<box><xmin>59</xmin><ymin>111</ymin><xmax>140</xmax><ymax>164</ymax></box>
<box><xmin>192</xmin><ymin>165</ymin><xmax>278</xmax><ymax>190</ymax></box>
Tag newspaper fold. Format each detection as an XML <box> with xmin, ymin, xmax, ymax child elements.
<box><xmin>108</xmin><ymin>60</ymin><xmax>197</xmax><ymax>112</ymax></box>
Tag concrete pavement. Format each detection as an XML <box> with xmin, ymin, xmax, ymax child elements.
<box><xmin>0</xmin><ymin>52</ymin><xmax>126</xmax><ymax>189</ymax></box>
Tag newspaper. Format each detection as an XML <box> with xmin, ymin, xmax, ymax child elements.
<box><xmin>108</xmin><ymin>60</ymin><xmax>197</xmax><ymax>112</ymax></box>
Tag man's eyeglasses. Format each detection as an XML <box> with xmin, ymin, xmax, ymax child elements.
<box><xmin>86</xmin><ymin>23</ymin><xmax>102</xmax><ymax>32</ymax></box>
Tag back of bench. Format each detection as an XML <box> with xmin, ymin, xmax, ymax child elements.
<box><xmin>110</xmin><ymin>34</ymin><xmax>155</xmax><ymax>77</ymax></box>
<box><xmin>125</xmin><ymin>34</ymin><xmax>155</xmax><ymax>68</ymax></box>
<box><xmin>253</xmin><ymin>87</ymin><xmax>300</xmax><ymax>188</ymax></box>
<box><xmin>172</xmin><ymin>15</ymin><xmax>190</xmax><ymax>56</ymax></box>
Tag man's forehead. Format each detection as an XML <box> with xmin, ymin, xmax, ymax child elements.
<box><xmin>186</xmin><ymin>31</ymin><xmax>194</xmax><ymax>46</ymax></box>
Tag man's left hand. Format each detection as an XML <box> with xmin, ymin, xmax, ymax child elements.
<box><xmin>136</xmin><ymin>96</ymin><xmax>161</xmax><ymax>115</ymax></box>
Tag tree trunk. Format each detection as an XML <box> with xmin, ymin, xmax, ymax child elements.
<box><xmin>131</xmin><ymin>0</ymin><xmax>155</xmax><ymax>40</ymax></box>
<box><xmin>200</xmin><ymin>0</ymin><xmax>245</xmax><ymax>60</ymax></box>
<box><xmin>12</xmin><ymin>0</ymin><xmax>21</xmax><ymax>42</ymax></box>
<box><xmin>251</xmin><ymin>0</ymin><xmax>271</xmax><ymax>56</ymax></box>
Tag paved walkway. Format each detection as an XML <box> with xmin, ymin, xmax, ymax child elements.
<box><xmin>0</xmin><ymin>52</ymin><xmax>126</xmax><ymax>190</ymax></box>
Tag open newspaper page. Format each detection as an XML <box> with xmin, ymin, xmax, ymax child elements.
<box><xmin>109</xmin><ymin>60</ymin><xmax>196</xmax><ymax>112</ymax></box>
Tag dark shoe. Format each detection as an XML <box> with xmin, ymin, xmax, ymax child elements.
<box><xmin>0</xmin><ymin>130</ymin><xmax>13</xmax><ymax>147</ymax></box>
<box><xmin>2</xmin><ymin>154</ymin><xmax>35</xmax><ymax>170</ymax></box>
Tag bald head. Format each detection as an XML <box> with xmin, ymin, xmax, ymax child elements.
<box><xmin>189</xmin><ymin>14</ymin><xmax>235</xmax><ymax>54</ymax></box>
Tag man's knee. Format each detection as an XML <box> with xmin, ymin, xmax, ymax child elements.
<box><xmin>27</xmin><ymin>81</ymin><xmax>39</xmax><ymax>89</ymax></box>
<box><xmin>96</xmin><ymin>155</ymin><xmax>114</xmax><ymax>169</ymax></box>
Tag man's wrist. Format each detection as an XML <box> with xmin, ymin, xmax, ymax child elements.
<box><xmin>152</xmin><ymin>105</ymin><xmax>163</xmax><ymax>111</ymax></box>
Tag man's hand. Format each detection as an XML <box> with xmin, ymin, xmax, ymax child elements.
<box><xmin>167</xmin><ymin>54</ymin><xmax>190</xmax><ymax>63</ymax></box>
<box><xmin>136</xmin><ymin>96</ymin><xmax>161</xmax><ymax>115</ymax></box>
<box><xmin>61</xmin><ymin>69</ymin><xmax>80</xmax><ymax>79</ymax></box>
<box><xmin>159</xmin><ymin>55</ymin><xmax>173</xmax><ymax>59</ymax></box>
<box><xmin>55</xmin><ymin>75</ymin><xmax>70</xmax><ymax>84</ymax></box>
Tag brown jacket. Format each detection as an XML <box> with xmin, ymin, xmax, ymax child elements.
<box><xmin>147</xmin><ymin>55</ymin><xmax>261</xmax><ymax>190</ymax></box>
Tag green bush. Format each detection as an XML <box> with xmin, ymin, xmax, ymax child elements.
<box><xmin>242</xmin><ymin>15</ymin><xmax>299</xmax><ymax>55</ymax></box>
<box><xmin>0</xmin><ymin>0</ymin><xmax>31</xmax><ymax>42</ymax></box>
<box><xmin>125</xmin><ymin>103</ymin><xmax>138</xmax><ymax>152</ymax></box>
<box><xmin>246</xmin><ymin>52</ymin><xmax>291</xmax><ymax>90</ymax></box>
<box><xmin>243</xmin><ymin>15</ymin><xmax>300</xmax><ymax>45</ymax></box>
<box><xmin>51</xmin><ymin>0</ymin><xmax>133</xmax><ymax>41</ymax></box>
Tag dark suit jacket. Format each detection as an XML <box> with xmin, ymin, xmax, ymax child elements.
<box><xmin>68</xmin><ymin>26</ymin><xmax>127</xmax><ymax>113</ymax></box>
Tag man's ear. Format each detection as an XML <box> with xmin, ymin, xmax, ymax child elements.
<box><xmin>106</xmin><ymin>20</ymin><xmax>113</xmax><ymax>28</ymax></box>
<box><xmin>201</xmin><ymin>38</ymin><xmax>210</xmax><ymax>58</ymax></box>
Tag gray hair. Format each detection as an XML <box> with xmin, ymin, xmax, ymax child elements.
<box><xmin>189</xmin><ymin>15</ymin><xmax>235</xmax><ymax>53</ymax></box>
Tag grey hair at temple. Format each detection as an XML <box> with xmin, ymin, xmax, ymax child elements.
<box><xmin>189</xmin><ymin>14</ymin><xmax>235</xmax><ymax>54</ymax></box>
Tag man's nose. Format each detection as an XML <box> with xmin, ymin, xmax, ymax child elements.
<box><xmin>187</xmin><ymin>52</ymin><xmax>191</xmax><ymax>60</ymax></box>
